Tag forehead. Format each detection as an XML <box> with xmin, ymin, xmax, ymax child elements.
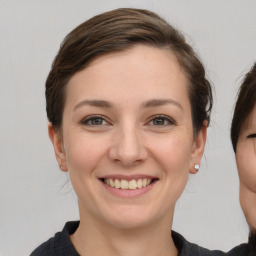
<box><xmin>65</xmin><ymin>44</ymin><xmax>190</xmax><ymax>109</ymax></box>
<box><xmin>70</xmin><ymin>45</ymin><xmax>187</xmax><ymax>87</ymax></box>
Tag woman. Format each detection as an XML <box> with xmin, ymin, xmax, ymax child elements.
<box><xmin>31</xmin><ymin>8</ymin><xmax>239</xmax><ymax>256</ymax></box>
<box><xmin>231</xmin><ymin>63</ymin><xmax>256</xmax><ymax>256</ymax></box>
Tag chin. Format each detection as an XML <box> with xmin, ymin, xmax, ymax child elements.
<box><xmin>101</xmin><ymin>205</ymin><xmax>161</xmax><ymax>230</ymax></box>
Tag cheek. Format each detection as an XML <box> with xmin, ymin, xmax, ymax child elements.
<box><xmin>149</xmin><ymin>133</ymin><xmax>193</xmax><ymax>176</ymax></box>
<box><xmin>63</xmin><ymin>133</ymin><xmax>111</xmax><ymax>202</ymax></box>
<box><xmin>64</xmin><ymin>133</ymin><xmax>108</xmax><ymax>175</ymax></box>
<box><xmin>156</xmin><ymin>138</ymin><xmax>191</xmax><ymax>202</ymax></box>
<box><xmin>237</xmin><ymin>146</ymin><xmax>256</xmax><ymax>192</ymax></box>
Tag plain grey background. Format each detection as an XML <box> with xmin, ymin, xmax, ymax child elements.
<box><xmin>0</xmin><ymin>1</ymin><xmax>256</xmax><ymax>255</ymax></box>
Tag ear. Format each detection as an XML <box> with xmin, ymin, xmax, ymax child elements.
<box><xmin>48</xmin><ymin>123</ymin><xmax>68</xmax><ymax>172</ymax></box>
<box><xmin>189</xmin><ymin>121</ymin><xmax>207</xmax><ymax>174</ymax></box>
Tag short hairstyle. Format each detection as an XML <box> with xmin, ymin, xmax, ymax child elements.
<box><xmin>46</xmin><ymin>8</ymin><xmax>212</xmax><ymax>134</ymax></box>
<box><xmin>231</xmin><ymin>63</ymin><xmax>256</xmax><ymax>152</ymax></box>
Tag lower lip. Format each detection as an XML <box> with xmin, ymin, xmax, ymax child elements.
<box><xmin>101</xmin><ymin>180</ymin><xmax>156</xmax><ymax>198</ymax></box>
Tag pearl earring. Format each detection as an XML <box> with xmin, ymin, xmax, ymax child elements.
<box><xmin>194</xmin><ymin>163</ymin><xmax>200</xmax><ymax>171</ymax></box>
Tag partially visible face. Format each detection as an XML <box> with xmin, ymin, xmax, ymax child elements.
<box><xmin>50</xmin><ymin>44</ymin><xmax>206</xmax><ymax>229</ymax></box>
<box><xmin>236</xmin><ymin>104</ymin><xmax>256</xmax><ymax>232</ymax></box>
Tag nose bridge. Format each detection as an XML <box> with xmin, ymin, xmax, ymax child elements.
<box><xmin>110</xmin><ymin>120</ymin><xmax>147</xmax><ymax>165</ymax></box>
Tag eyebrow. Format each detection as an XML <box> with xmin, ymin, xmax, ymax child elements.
<box><xmin>74</xmin><ymin>100</ymin><xmax>113</xmax><ymax>110</ymax></box>
<box><xmin>73</xmin><ymin>98</ymin><xmax>183</xmax><ymax>111</ymax></box>
<box><xmin>142</xmin><ymin>99</ymin><xmax>183</xmax><ymax>110</ymax></box>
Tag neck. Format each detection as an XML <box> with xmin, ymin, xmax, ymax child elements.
<box><xmin>71</xmin><ymin>209</ymin><xmax>178</xmax><ymax>256</ymax></box>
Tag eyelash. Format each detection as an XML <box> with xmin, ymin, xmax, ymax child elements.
<box><xmin>80</xmin><ymin>114</ymin><xmax>175</xmax><ymax>127</ymax></box>
<box><xmin>147</xmin><ymin>115</ymin><xmax>175</xmax><ymax>126</ymax></box>
<box><xmin>81</xmin><ymin>115</ymin><xmax>110</xmax><ymax>126</ymax></box>
<box><xmin>247</xmin><ymin>134</ymin><xmax>256</xmax><ymax>138</ymax></box>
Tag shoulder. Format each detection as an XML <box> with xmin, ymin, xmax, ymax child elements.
<box><xmin>172</xmin><ymin>231</ymin><xmax>226</xmax><ymax>256</ymax></box>
<box><xmin>225</xmin><ymin>232</ymin><xmax>253</xmax><ymax>256</ymax></box>
<box><xmin>30</xmin><ymin>235</ymin><xmax>58</xmax><ymax>256</ymax></box>
<box><xmin>30</xmin><ymin>221</ymin><xmax>80</xmax><ymax>256</ymax></box>
<box><xmin>172</xmin><ymin>231</ymin><xmax>251</xmax><ymax>256</ymax></box>
<box><xmin>226</xmin><ymin>243</ymin><xmax>249</xmax><ymax>256</ymax></box>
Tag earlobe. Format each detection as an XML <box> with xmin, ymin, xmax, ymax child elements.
<box><xmin>189</xmin><ymin>121</ymin><xmax>207</xmax><ymax>174</ymax></box>
<box><xmin>48</xmin><ymin>123</ymin><xmax>68</xmax><ymax>172</ymax></box>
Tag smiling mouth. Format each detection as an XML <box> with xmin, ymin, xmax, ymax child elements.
<box><xmin>102</xmin><ymin>178</ymin><xmax>156</xmax><ymax>190</ymax></box>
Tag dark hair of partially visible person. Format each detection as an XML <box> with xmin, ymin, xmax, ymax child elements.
<box><xmin>248</xmin><ymin>231</ymin><xmax>256</xmax><ymax>256</ymax></box>
<box><xmin>231</xmin><ymin>63</ymin><xmax>256</xmax><ymax>152</ymax></box>
<box><xmin>45</xmin><ymin>8</ymin><xmax>212</xmax><ymax>135</ymax></box>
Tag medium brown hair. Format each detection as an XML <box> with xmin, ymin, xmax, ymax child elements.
<box><xmin>231</xmin><ymin>63</ymin><xmax>256</xmax><ymax>152</ymax></box>
<box><xmin>46</xmin><ymin>8</ymin><xmax>212</xmax><ymax>134</ymax></box>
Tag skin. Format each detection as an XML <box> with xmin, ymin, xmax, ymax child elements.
<box><xmin>236</xmin><ymin>104</ymin><xmax>256</xmax><ymax>233</ymax></box>
<box><xmin>49</xmin><ymin>44</ymin><xmax>207</xmax><ymax>256</ymax></box>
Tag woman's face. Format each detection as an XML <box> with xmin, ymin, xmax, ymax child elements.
<box><xmin>236</xmin><ymin>105</ymin><xmax>256</xmax><ymax>232</ymax></box>
<box><xmin>49</xmin><ymin>45</ymin><xmax>206</xmax><ymax>229</ymax></box>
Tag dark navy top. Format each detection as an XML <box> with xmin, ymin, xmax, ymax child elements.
<box><xmin>30</xmin><ymin>221</ymin><xmax>250</xmax><ymax>256</ymax></box>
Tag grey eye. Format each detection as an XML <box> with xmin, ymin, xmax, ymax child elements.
<box><xmin>152</xmin><ymin>118</ymin><xmax>168</xmax><ymax>125</ymax></box>
<box><xmin>82</xmin><ymin>116</ymin><xmax>108</xmax><ymax>126</ymax></box>
<box><xmin>149</xmin><ymin>115</ymin><xmax>174</xmax><ymax>126</ymax></box>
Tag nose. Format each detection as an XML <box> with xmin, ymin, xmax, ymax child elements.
<box><xmin>109</xmin><ymin>124</ymin><xmax>148</xmax><ymax>167</ymax></box>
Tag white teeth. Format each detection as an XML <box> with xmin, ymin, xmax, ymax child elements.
<box><xmin>104</xmin><ymin>178</ymin><xmax>153</xmax><ymax>189</ymax></box>
<box><xmin>109</xmin><ymin>179</ymin><xmax>115</xmax><ymax>187</ymax></box>
<box><xmin>128</xmin><ymin>179</ymin><xmax>137</xmax><ymax>190</ymax></box>
<box><xmin>137</xmin><ymin>179</ymin><xmax>143</xmax><ymax>189</ymax></box>
<box><xmin>115</xmin><ymin>179</ymin><xmax>121</xmax><ymax>189</ymax></box>
<box><xmin>120</xmin><ymin>179</ymin><xmax>129</xmax><ymax>189</ymax></box>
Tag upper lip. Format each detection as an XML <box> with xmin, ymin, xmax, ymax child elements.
<box><xmin>99</xmin><ymin>174</ymin><xmax>158</xmax><ymax>181</ymax></box>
